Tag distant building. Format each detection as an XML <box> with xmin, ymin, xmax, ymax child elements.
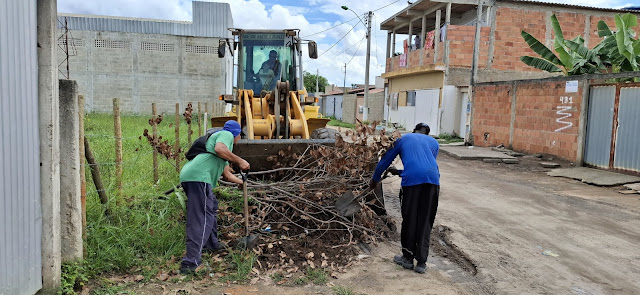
<box><xmin>380</xmin><ymin>0</ymin><xmax>638</xmax><ymax>138</ymax></box>
<box><xmin>57</xmin><ymin>1</ymin><xmax>233</xmax><ymax>114</ymax></box>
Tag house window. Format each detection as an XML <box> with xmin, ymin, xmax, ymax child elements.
<box><xmin>407</xmin><ymin>91</ymin><xmax>416</xmax><ymax>107</ymax></box>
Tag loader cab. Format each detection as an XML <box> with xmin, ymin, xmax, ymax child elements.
<box><xmin>241</xmin><ymin>32</ymin><xmax>295</xmax><ymax>94</ymax></box>
<box><xmin>219</xmin><ymin>29</ymin><xmax>318</xmax><ymax>95</ymax></box>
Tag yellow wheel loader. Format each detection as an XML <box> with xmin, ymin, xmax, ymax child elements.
<box><xmin>214</xmin><ymin>29</ymin><xmax>338</xmax><ymax>170</ymax></box>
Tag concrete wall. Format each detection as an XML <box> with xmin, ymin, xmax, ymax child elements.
<box><xmin>342</xmin><ymin>93</ymin><xmax>357</xmax><ymax>124</ymax></box>
<box><xmin>388</xmin><ymin>71</ymin><xmax>444</xmax><ymax>95</ymax></box>
<box><xmin>57</xmin><ymin>30</ymin><xmax>229</xmax><ymax>114</ymax></box>
<box><xmin>355</xmin><ymin>92</ymin><xmax>385</xmax><ymax>123</ymax></box>
<box><xmin>472</xmin><ymin>78</ymin><xmax>585</xmax><ymax>161</ymax></box>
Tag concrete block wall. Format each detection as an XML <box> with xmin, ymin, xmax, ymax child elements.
<box><xmin>56</xmin><ymin>30</ymin><xmax>227</xmax><ymax>115</ymax></box>
<box><xmin>472</xmin><ymin>79</ymin><xmax>583</xmax><ymax>161</ymax></box>
<box><xmin>342</xmin><ymin>94</ymin><xmax>357</xmax><ymax>124</ymax></box>
<box><xmin>367</xmin><ymin>92</ymin><xmax>385</xmax><ymax>123</ymax></box>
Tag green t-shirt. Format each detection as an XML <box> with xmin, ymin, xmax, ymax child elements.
<box><xmin>179</xmin><ymin>130</ymin><xmax>234</xmax><ymax>186</ymax></box>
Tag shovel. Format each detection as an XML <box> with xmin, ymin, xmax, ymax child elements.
<box><xmin>335</xmin><ymin>168</ymin><xmax>395</xmax><ymax>217</ymax></box>
<box><xmin>235</xmin><ymin>171</ymin><xmax>260</xmax><ymax>250</ymax></box>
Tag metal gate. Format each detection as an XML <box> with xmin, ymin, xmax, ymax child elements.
<box><xmin>584</xmin><ymin>84</ymin><xmax>640</xmax><ymax>174</ymax></box>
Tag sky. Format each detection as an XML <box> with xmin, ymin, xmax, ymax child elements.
<box><xmin>57</xmin><ymin>0</ymin><xmax>639</xmax><ymax>89</ymax></box>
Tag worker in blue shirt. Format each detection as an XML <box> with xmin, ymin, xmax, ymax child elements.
<box><xmin>371</xmin><ymin>123</ymin><xmax>440</xmax><ymax>274</ymax></box>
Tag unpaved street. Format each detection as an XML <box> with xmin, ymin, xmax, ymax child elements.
<box><xmin>425</xmin><ymin>154</ymin><xmax>640</xmax><ymax>295</ymax></box>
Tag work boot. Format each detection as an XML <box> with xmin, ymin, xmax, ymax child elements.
<box><xmin>393</xmin><ymin>255</ymin><xmax>414</xmax><ymax>270</ymax></box>
<box><xmin>414</xmin><ymin>262</ymin><xmax>427</xmax><ymax>274</ymax></box>
<box><xmin>179</xmin><ymin>264</ymin><xmax>197</xmax><ymax>274</ymax></box>
<box><xmin>203</xmin><ymin>241</ymin><xmax>228</xmax><ymax>254</ymax></box>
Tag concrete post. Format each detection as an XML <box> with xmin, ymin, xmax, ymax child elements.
<box><xmin>38</xmin><ymin>0</ymin><xmax>61</xmax><ymax>291</ymax></box>
<box><xmin>59</xmin><ymin>80</ymin><xmax>83</xmax><ymax>262</ymax></box>
<box><xmin>434</xmin><ymin>10</ymin><xmax>441</xmax><ymax>64</ymax></box>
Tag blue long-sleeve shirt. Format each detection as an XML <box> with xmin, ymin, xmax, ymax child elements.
<box><xmin>372</xmin><ymin>133</ymin><xmax>440</xmax><ymax>186</ymax></box>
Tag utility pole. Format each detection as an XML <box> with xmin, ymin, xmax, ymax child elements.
<box><xmin>343</xmin><ymin>63</ymin><xmax>347</xmax><ymax>94</ymax></box>
<box><xmin>316</xmin><ymin>69</ymin><xmax>319</xmax><ymax>93</ymax></box>
<box><xmin>363</xmin><ymin>10</ymin><xmax>373</xmax><ymax>122</ymax></box>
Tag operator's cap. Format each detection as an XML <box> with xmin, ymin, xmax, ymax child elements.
<box><xmin>223</xmin><ymin>120</ymin><xmax>242</xmax><ymax>137</ymax></box>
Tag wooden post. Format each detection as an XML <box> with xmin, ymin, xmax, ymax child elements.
<box><xmin>204</xmin><ymin>102</ymin><xmax>209</xmax><ymax>131</ymax></box>
<box><xmin>84</xmin><ymin>137</ymin><xmax>110</xmax><ymax>216</ymax></box>
<box><xmin>152</xmin><ymin>103</ymin><xmax>159</xmax><ymax>184</ymax></box>
<box><xmin>175</xmin><ymin>103</ymin><xmax>180</xmax><ymax>171</ymax></box>
<box><xmin>78</xmin><ymin>95</ymin><xmax>86</xmax><ymax>245</ymax></box>
<box><xmin>211</xmin><ymin>103</ymin><xmax>215</xmax><ymax>117</ymax></box>
<box><xmin>113</xmin><ymin>98</ymin><xmax>123</xmax><ymax>205</ymax></box>
<box><xmin>197</xmin><ymin>102</ymin><xmax>202</xmax><ymax>136</ymax></box>
<box><xmin>187</xmin><ymin>102</ymin><xmax>192</xmax><ymax>144</ymax></box>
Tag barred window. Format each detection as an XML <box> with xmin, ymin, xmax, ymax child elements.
<box><xmin>141</xmin><ymin>42</ymin><xmax>175</xmax><ymax>52</ymax></box>
<box><xmin>185</xmin><ymin>44</ymin><xmax>217</xmax><ymax>54</ymax></box>
<box><xmin>94</xmin><ymin>39</ymin><xmax>131</xmax><ymax>49</ymax></box>
<box><xmin>57</xmin><ymin>38</ymin><xmax>84</xmax><ymax>47</ymax></box>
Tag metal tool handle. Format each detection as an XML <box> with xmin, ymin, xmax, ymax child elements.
<box><xmin>241</xmin><ymin>171</ymin><xmax>249</xmax><ymax>236</ymax></box>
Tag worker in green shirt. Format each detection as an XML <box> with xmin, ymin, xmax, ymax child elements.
<box><xmin>178</xmin><ymin>120</ymin><xmax>249</xmax><ymax>274</ymax></box>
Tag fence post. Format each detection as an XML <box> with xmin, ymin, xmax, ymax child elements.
<box><xmin>187</xmin><ymin>102</ymin><xmax>192</xmax><ymax>144</ymax></box>
<box><xmin>204</xmin><ymin>102</ymin><xmax>209</xmax><ymax>131</ymax></box>
<box><xmin>175</xmin><ymin>103</ymin><xmax>180</xmax><ymax>171</ymax></box>
<box><xmin>113</xmin><ymin>98</ymin><xmax>123</xmax><ymax>205</ymax></box>
<box><xmin>78</xmin><ymin>94</ymin><xmax>86</xmax><ymax>246</ymax></box>
<box><xmin>152</xmin><ymin>103</ymin><xmax>159</xmax><ymax>184</ymax></box>
<box><xmin>198</xmin><ymin>102</ymin><xmax>202</xmax><ymax>136</ymax></box>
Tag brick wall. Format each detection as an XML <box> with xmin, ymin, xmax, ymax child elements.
<box><xmin>342</xmin><ymin>93</ymin><xmax>357</xmax><ymax>124</ymax></box>
<box><xmin>447</xmin><ymin>25</ymin><xmax>490</xmax><ymax>68</ymax></box>
<box><xmin>493</xmin><ymin>7</ymin><xmax>547</xmax><ymax>72</ymax></box>
<box><xmin>472</xmin><ymin>79</ymin><xmax>583</xmax><ymax>161</ymax></box>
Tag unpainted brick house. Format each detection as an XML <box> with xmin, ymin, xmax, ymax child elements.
<box><xmin>380</xmin><ymin>0</ymin><xmax>638</xmax><ymax>138</ymax></box>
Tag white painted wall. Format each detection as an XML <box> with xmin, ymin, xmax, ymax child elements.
<box><xmin>439</xmin><ymin>85</ymin><xmax>458</xmax><ymax>135</ymax></box>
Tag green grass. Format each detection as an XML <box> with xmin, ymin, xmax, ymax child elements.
<box><xmin>332</xmin><ymin>285</ymin><xmax>364</xmax><ymax>295</ymax></box>
<box><xmin>436</xmin><ymin>133</ymin><xmax>464</xmax><ymax>144</ymax></box>
<box><xmin>77</xmin><ymin>113</ymin><xmax>202</xmax><ymax>284</ymax></box>
<box><xmin>327</xmin><ymin>119</ymin><xmax>355</xmax><ymax>129</ymax></box>
<box><xmin>305</xmin><ymin>267</ymin><xmax>328</xmax><ymax>285</ymax></box>
<box><xmin>221</xmin><ymin>250</ymin><xmax>256</xmax><ymax>282</ymax></box>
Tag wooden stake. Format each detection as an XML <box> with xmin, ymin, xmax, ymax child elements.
<box><xmin>78</xmin><ymin>95</ymin><xmax>86</xmax><ymax>245</ymax></box>
<box><xmin>113</xmin><ymin>98</ymin><xmax>123</xmax><ymax>205</ymax></box>
<box><xmin>187</xmin><ymin>102</ymin><xmax>192</xmax><ymax>144</ymax></box>
<box><xmin>197</xmin><ymin>102</ymin><xmax>202</xmax><ymax>136</ymax></box>
<box><xmin>152</xmin><ymin>103</ymin><xmax>159</xmax><ymax>184</ymax></box>
<box><xmin>175</xmin><ymin>103</ymin><xmax>180</xmax><ymax>171</ymax></box>
<box><xmin>84</xmin><ymin>136</ymin><xmax>110</xmax><ymax>216</ymax></box>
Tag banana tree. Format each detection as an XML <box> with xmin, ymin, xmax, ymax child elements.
<box><xmin>597</xmin><ymin>13</ymin><xmax>640</xmax><ymax>75</ymax></box>
<box><xmin>520</xmin><ymin>14</ymin><xmax>606</xmax><ymax>75</ymax></box>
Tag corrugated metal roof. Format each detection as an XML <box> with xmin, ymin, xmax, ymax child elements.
<box><xmin>57</xmin><ymin>1</ymin><xmax>233</xmax><ymax>38</ymax></box>
<box><xmin>1</xmin><ymin>0</ymin><xmax>42</xmax><ymax>294</ymax></box>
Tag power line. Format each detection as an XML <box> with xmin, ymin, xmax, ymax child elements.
<box><xmin>346</xmin><ymin>35</ymin><xmax>366</xmax><ymax>66</ymax></box>
<box><xmin>332</xmin><ymin>34</ymin><xmax>366</xmax><ymax>59</ymax></box>
<box><xmin>318</xmin><ymin>22</ymin><xmax>359</xmax><ymax>58</ymax></box>
<box><xmin>302</xmin><ymin>0</ymin><xmax>401</xmax><ymax>38</ymax></box>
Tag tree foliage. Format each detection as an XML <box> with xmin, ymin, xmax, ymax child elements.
<box><xmin>303</xmin><ymin>71</ymin><xmax>329</xmax><ymax>93</ymax></box>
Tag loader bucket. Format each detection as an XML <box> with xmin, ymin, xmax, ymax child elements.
<box><xmin>232</xmin><ymin>139</ymin><xmax>335</xmax><ymax>171</ymax></box>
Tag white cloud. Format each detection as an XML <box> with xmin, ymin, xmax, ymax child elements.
<box><xmin>56</xmin><ymin>0</ymin><xmax>639</xmax><ymax>89</ymax></box>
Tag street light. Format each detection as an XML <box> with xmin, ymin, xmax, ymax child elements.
<box><xmin>342</xmin><ymin>6</ymin><xmax>373</xmax><ymax>122</ymax></box>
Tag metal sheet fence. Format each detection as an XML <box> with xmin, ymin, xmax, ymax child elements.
<box><xmin>613</xmin><ymin>87</ymin><xmax>640</xmax><ymax>173</ymax></box>
<box><xmin>584</xmin><ymin>86</ymin><xmax>615</xmax><ymax>169</ymax></box>
<box><xmin>0</xmin><ymin>0</ymin><xmax>42</xmax><ymax>294</ymax></box>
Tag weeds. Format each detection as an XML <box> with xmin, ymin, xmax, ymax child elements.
<box><xmin>270</xmin><ymin>272</ymin><xmax>284</xmax><ymax>283</ymax></box>
<box><xmin>59</xmin><ymin>260</ymin><xmax>88</xmax><ymax>295</ymax></box>
<box><xmin>221</xmin><ymin>250</ymin><xmax>256</xmax><ymax>282</ymax></box>
<box><xmin>437</xmin><ymin>133</ymin><xmax>464</xmax><ymax>144</ymax></box>
<box><xmin>305</xmin><ymin>267</ymin><xmax>328</xmax><ymax>285</ymax></box>
<box><xmin>332</xmin><ymin>285</ymin><xmax>363</xmax><ymax>295</ymax></box>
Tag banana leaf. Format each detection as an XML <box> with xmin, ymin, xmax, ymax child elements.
<box><xmin>520</xmin><ymin>56</ymin><xmax>563</xmax><ymax>73</ymax></box>
<box><xmin>520</xmin><ymin>31</ymin><xmax>562</xmax><ymax>65</ymax></box>
<box><xmin>597</xmin><ymin>20</ymin><xmax>613</xmax><ymax>37</ymax></box>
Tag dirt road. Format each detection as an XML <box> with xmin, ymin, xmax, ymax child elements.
<box><xmin>429</xmin><ymin>155</ymin><xmax>640</xmax><ymax>295</ymax></box>
<box><xmin>127</xmin><ymin>154</ymin><xmax>640</xmax><ymax>295</ymax></box>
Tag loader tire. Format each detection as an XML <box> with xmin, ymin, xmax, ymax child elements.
<box><xmin>310</xmin><ymin>128</ymin><xmax>339</xmax><ymax>140</ymax></box>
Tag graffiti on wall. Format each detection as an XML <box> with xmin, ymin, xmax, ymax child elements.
<box><xmin>555</xmin><ymin>96</ymin><xmax>573</xmax><ymax>133</ymax></box>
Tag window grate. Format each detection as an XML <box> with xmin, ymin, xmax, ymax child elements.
<box><xmin>58</xmin><ymin>38</ymin><xmax>84</xmax><ymax>47</ymax></box>
<box><xmin>185</xmin><ymin>44</ymin><xmax>217</xmax><ymax>54</ymax></box>
<box><xmin>141</xmin><ymin>42</ymin><xmax>175</xmax><ymax>52</ymax></box>
<box><xmin>94</xmin><ymin>39</ymin><xmax>131</xmax><ymax>49</ymax></box>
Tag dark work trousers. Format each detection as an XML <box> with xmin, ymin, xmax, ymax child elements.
<box><xmin>400</xmin><ymin>183</ymin><xmax>439</xmax><ymax>264</ymax></box>
<box><xmin>181</xmin><ymin>182</ymin><xmax>220</xmax><ymax>269</ymax></box>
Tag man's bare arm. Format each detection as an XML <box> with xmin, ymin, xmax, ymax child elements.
<box><xmin>222</xmin><ymin>165</ymin><xmax>242</xmax><ymax>185</ymax></box>
<box><xmin>214</xmin><ymin>142</ymin><xmax>250</xmax><ymax>171</ymax></box>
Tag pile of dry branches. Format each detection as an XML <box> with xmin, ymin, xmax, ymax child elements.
<box><xmin>218</xmin><ymin>121</ymin><xmax>402</xmax><ymax>274</ymax></box>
